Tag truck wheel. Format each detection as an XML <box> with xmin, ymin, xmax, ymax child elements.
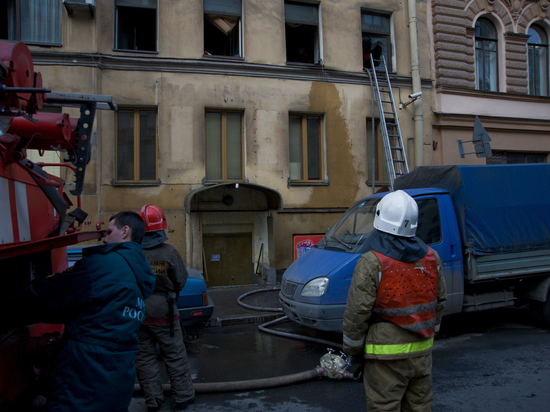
<box><xmin>530</xmin><ymin>299</ymin><xmax>550</xmax><ymax>328</ymax></box>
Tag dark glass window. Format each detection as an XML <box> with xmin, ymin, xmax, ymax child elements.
<box><xmin>285</xmin><ymin>1</ymin><xmax>319</xmax><ymax>65</ymax></box>
<box><xmin>115</xmin><ymin>0</ymin><xmax>157</xmax><ymax>52</ymax></box>
<box><xmin>528</xmin><ymin>25</ymin><xmax>548</xmax><ymax>96</ymax></box>
<box><xmin>475</xmin><ymin>18</ymin><xmax>498</xmax><ymax>91</ymax></box>
<box><xmin>416</xmin><ymin>198</ymin><xmax>442</xmax><ymax>245</ymax></box>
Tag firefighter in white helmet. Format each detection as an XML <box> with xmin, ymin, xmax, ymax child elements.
<box><xmin>343</xmin><ymin>190</ymin><xmax>447</xmax><ymax>412</ymax></box>
<box><xmin>135</xmin><ymin>205</ymin><xmax>195</xmax><ymax>412</ymax></box>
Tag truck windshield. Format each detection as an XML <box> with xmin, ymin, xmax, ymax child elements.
<box><xmin>319</xmin><ymin>198</ymin><xmax>380</xmax><ymax>251</ymax></box>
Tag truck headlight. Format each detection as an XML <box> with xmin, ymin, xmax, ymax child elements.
<box><xmin>301</xmin><ymin>277</ymin><xmax>329</xmax><ymax>297</ymax></box>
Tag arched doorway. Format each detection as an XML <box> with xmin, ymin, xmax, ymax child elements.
<box><xmin>184</xmin><ymin>183</ymin><xmax>282</xmax><ymax>286</ymax></box>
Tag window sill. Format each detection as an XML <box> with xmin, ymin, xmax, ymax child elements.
<box><xmin>286</xmin><ymin>61</ymin><xmax>323</xmax><ymax>68</ymax></box>
<box><xmin>25</xmin><ymin>42</ymin><xmax>62</xmax><ymax>48</ymax></box>
<box><xmin>111</xmin><ymin>179</ymin><xmax>161</xmax><ymax>186</ymax></box>
<box><xmin>203</xmin><ymin>54</ymin><xmax>244</xmax><ymax>61</ymax></box>
<box><xmin>202</xmin><ymin>178</ymin><xmax>248</xmax><ymax>185</ymax></box>
<box><xmin>365</xmin><ymin>180</ymin><xmax>391</xmax><ymax>187</ymax></box>
<box><xmin>113</xmin><ymin>49</ymin><xmax>159</xmax><ymax>55</ymax></box>
<box><xmin>288</xmin><ymin>178</ymin><xmax>329</xmax><ymax>187</ymax></box>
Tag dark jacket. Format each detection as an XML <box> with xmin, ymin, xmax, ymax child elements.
<box><xmin>0</xmin><ymin>242</ymin><xmax>155</xmax><ymax>412</ymax></box>
<box><xmin>141</xmin><ymin>230</ymin><xmax>187</xmax><ymax>320</ymax></box>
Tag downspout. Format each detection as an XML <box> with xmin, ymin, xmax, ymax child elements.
<box><xmin>408</xmin><ymin>0</ymin><xmax>423</xmax><ymax>168</ymax></box>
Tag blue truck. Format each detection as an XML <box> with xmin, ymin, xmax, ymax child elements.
<box><xmin>279</xmin><ymin>164</ymin><xmax>550</xmax><ymax>332</ymax></box>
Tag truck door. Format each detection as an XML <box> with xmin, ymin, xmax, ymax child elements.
<box><xmin>415</xmin><ymin>195</ymin><xmax>462</xmax><ymax>315</ymax></box>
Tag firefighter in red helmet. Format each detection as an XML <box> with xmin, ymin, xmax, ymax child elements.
<box><xmin>343</xmin><ymin>191</ymin><xmax>447</xmax><ymax>412</ymax></box>
<box><xmin>135</xmin><ymin>205</ymin><xmax>195</xmax><ymax>412</ymax></box>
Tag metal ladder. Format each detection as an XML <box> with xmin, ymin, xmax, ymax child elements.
<box><xmin>369</xmin><ymin>54</ymin><xmax>409</xmax><ymax>190</ymax></box>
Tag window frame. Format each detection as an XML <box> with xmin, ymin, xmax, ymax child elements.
<box><xmin>114</xmin><ymin>106</ymin><xmax>159</xmax><ymax>184</ymax></box>
<box><xmin>284</xmin><ymin>0</ymin><xmax>321</xmax><ymax>65</ymax></box>
<box><xmin>528</xmin><ymin>24</ymin><xmax>549</xmax><ymax>97</ymax></box>
<box><xmin>114</xmin><ymin>0</ymin><xmax>158</xmax><ymax>53</ymax></box>
<box><xmin>366</xmin><ymin>119</ymin><xmax>390</xmax><ymax>185</ymax></box>
<box><xmin>361</xmin><ymin>10</ymin><xmax>392</xmax><ymax>72</ymax></box>
<box><xmin>475</xmin><ymin>17</ymin><xmax>499</xmax><ymax>92</ymax></box>
<box><xmin>288</xmin><ymin>112</ymin><xmax>325</xmax><ymax>184</ymax></box>
<box><xmin>204</xmin><ymin>109</ymin><xmax>245</xmax><ymax>183</ymax></box>
<box><xmin>486</xmin><ymin>151</ymin><xmax>548</xmax><ymax>164</ymax></box>
<box><xmin>203</xmin><ymin>0</ymin><xmax>243</xmax><ymax>58</ymax></box>
<box><xmin>4</xmin><ymin>0</ymin><xmax>62</xmax><ymax>46</ymax></box>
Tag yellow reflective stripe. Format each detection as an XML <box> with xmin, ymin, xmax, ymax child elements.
<box><xmin>364</xmin><ymin>338</ymin><xmax>434</xmax><ymax>355</ymax></box>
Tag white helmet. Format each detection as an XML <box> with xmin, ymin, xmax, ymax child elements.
<box><xmin>373</xmin><ymin>190</ymin><xmax>418</xmax><ymax>237</ymax></box>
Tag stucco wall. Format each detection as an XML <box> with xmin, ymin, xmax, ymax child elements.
<box><xmin>24</xmin><ymin>0</ymin><xmax>434</xmax><ymax>275</ymax></box>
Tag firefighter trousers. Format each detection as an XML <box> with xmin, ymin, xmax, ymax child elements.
<box><xmin>363</xmin><ymin>354</ymin><xmax>433</xmax><ymax>412</ymax></box>
<box><xmin>135</xmin><ymin>321</ymin><xmax>194</xmax><ymax>407</ymax></box>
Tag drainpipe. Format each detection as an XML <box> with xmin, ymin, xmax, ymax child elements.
<box><xmin>408</xmin><ymin>0</ymin><xmax>423</xmax><ymax>168</ymax></box>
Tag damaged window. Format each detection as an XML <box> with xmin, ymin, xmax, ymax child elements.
<box><xmin>285</xmin><ymin>1</ymin><xmax>320</xmax><ymax>65</ymax></box>
<box><xmin>289</xmin><ymin>113</ymin><xmax>324</xmax><ymax>182</ymax></box>
<box><xmin>116</xmin><ymin>107</ymin><xmax>158</xmax><ymax>183</ymax></box>
<box><xmin>2</xmin><ymin>0</ymin><xmax>61</xmax><ymax>45</ymax></box>
<box><xmin>204</xmin><ymin>0</ymin><xmax>242</xmax><ymax>57</ymax></box>
<box><xmin>115</xmin><ymin>0</ymin><xmax>157</xmax><ymax>52</ymax></box>
<box><xmin>205</xmin><ymin>110</ymin><xmax>244</xmax><ymax>181</ymax></box>
<box><xmin>362</xmin><ymin>11</ymin><xmax>391</xmax><ymax>71</ymax></box>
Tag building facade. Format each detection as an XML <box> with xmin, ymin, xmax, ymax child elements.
<box><xmin>429</xmin><ymin>0</ymin><xmax>550</xmax><ymax>166</ymax></box>
<box><xmin>3</xmin><ymin>0</ymin><xmax>435</xmax><ymax>285</ymax></box>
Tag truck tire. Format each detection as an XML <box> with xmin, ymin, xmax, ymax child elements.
<box><xmin>530</xmin><ymin>298</ymin><xmax>550</xmax><ymax>328</ymax></box>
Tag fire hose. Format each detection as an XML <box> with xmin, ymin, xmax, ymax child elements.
<box><xmin>134</xmin><ymin>288</ymin><xmax>355</xmax><ymax>395</ymax></box>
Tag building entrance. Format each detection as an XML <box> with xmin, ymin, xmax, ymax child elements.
<box><xmin>203</xmin><ymin>233</ymin><xmax>253</xmax><ymax>286</ymax></box>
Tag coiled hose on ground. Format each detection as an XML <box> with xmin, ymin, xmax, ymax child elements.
<box><xmin>134</xmin><ymin>287</ymin><xmax>342</xmax><ymax>394</ymax></box>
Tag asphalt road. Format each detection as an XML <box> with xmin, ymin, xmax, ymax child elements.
<box><xmin>130</xmin><ymin>305</ymin><xmax>550</xmax><ymax>412</ymax></box>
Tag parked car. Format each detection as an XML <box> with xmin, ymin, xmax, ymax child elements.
<box><xmin>177</xmin><ymin>268</ymin><xmax>214</xmax><ymax>327</ymax></box>
<box><xmin>68</xmin><ymin>247</ymin><xmax>213</xmax><ymax>328</ymax></box>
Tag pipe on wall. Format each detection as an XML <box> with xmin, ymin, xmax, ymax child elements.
<box><xmin>408</xmin><ymin>0</ymin><xmax>423</xmax><ymax>168</ymax></box>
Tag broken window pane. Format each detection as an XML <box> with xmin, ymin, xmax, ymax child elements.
<box><xmin>204</xmin><ymin>0</ymin><xmax>241</xmax><ymax>57</ymax></box>
<box><xmin>362</xmin><ymin>12</ymin><xmax>391</xmax><ymax>71</ymax></box>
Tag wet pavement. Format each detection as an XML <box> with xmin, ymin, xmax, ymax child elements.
<box><xmin>129</xmin><ymin>288</ymin><xmax>550</xmax><ymax>412</ymax></box>
<box><xmin>129</xmin><ymin>285</ymin><xmax>346</xmax><ymax>411</ymax></box>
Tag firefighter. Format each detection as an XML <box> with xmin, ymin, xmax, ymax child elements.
<box><xmin>0</xmin><ymin>211</ymin><xmax>155</xmax><ymax>412</ymax></box>
<box><xmin>343</xmin><ymin>190</ymin><xmax>447</xmax><ymax>412</ymax></box>
<box><xmin>135</xmin><ymin>204</ymin><xmax>195</xmax><ymax>412</ymax></box>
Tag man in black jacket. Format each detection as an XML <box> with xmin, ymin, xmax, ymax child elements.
<box><xmin>136</xmin><ymin>204</ymin><xmax>195</xmax><ymax>412</ymax></box>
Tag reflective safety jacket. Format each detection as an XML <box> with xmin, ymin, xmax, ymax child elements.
<box><xmin>371</xmin><ymin>249</ymin><xmax>438</xmax><ymax>338</ymax></box>
<box><xmin>343</xmin><ymin>246</ymin><xmax>447</xmax><ymax>361</ymax></box>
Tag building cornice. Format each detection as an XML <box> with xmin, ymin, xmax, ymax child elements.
<box><xmin>30</xmin><ymin>51</ymin><xmax>432</xmax><ymax>89</ymax></box>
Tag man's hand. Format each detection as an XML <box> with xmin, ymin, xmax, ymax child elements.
<box><xmin>347</xmin><ymin>355</ymin><xmax>364</xmax><ymax>381</ymax></box>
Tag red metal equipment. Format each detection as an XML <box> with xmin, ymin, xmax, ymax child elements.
<box><xmin>0</xmin><ymin>40</ymin><xmax>116</xmax><ymax>408</ymax></box>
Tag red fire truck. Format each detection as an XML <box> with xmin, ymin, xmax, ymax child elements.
<box><xmin>0</xmin><ymin>40</ymin><xmax>115</xmax><ymax>408</ymax></box>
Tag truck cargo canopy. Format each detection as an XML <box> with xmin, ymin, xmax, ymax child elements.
<box><xmin>394</xmin><ymin>164</ymin><xmax>550</xmax><ymax>255</ymax></box>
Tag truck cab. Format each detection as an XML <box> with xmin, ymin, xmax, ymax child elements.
<box><xmin>279</xmin><ymin>188</ymin><xmax>463</xmax><ymax>333</ymax></box>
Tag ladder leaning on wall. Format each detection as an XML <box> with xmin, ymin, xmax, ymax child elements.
<box><xmin>369</xmin><ymin>54</ymin><xmax>409</xmax><ymax>190</ymax></box>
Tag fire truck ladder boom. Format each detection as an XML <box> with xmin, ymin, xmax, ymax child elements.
<box><xmin>44</xmin><ymin>92</ymin><xmax>117</xmax><ymax>196</ymax></box>
<box><xmin>369</xmin><ymin>54</ymin><xmax>408</xmax><ymax>190</ymax></box>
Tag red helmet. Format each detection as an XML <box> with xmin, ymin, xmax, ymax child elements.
<box><xmin>139</xmin><ymin>204</ymin><xmax>167</xmax><ymax>232</ymax></box>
